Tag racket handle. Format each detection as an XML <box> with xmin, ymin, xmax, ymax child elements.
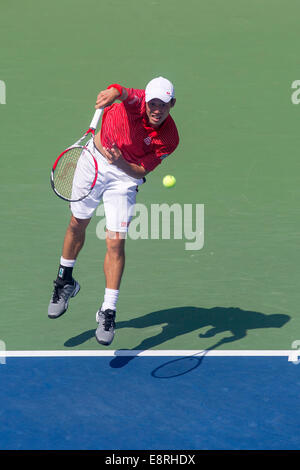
<box><xmin>89</xmin><ymin>108</ymin><xmax>103</xmax><ymax>130</ymax></box>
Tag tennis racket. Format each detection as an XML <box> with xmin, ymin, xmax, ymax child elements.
<box><xmin>50</xmin><ymin>107</ymin><xmax>104</xmax><ymax>202</ymax></box>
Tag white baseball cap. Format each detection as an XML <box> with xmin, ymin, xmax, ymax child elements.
<box><xmin>145</xmin><ymin>76</ymin><xmax>175</xmax><ymax>103</ymax></box>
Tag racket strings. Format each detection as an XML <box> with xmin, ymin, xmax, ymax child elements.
<box><xmin>53</xmin><ymin>147</ymin><xmax>83</xmax><ymax>200</ymax></box>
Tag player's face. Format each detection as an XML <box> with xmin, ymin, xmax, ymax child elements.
<box><xmin>146</xmin><ymin>99</ymin><xmax>174</xmax><ymax>128</ymax></box>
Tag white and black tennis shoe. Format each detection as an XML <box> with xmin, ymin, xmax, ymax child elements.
<box><xmin>95</xmin><ymin>309</ymin><xmax>116</xmax><ymax>346</ymax></box>
<box><xmin>48</xmin><ymin>279</ymin><xmax>80</xmax><ymax>319</ymax></box>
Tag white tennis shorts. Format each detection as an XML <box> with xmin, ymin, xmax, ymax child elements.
<box><xmin>70</xmin><ymin>139</ymin><xmax>145</xmax><ymax>232</ymax></box>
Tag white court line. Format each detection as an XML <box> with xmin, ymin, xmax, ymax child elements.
<box><xmin>1</xmin><ymin>350</ymin><xmax>299</xmax><ymax>362</ymax></box>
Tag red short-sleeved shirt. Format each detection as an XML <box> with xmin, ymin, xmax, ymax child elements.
<box><xmin>100</xmin><ymin>87</ymin><xmax>179</xmax><ymax>172</ymax></box>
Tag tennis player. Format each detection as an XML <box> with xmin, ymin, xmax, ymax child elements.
<box><xmin>48</xmin><ymin>76</ymin><xmax>179</xmax><ymax>346</ymax></box>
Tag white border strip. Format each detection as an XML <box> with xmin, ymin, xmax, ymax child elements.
<box><xmin>1</xmin><ymin>349</ymin><xmax>299</xmax><ymax>361</ymax></box>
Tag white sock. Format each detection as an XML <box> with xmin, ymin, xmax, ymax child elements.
<box><xmin>101</xmin><ymin>288</ymin><xmax>119</xmax><ymax>312</ymax></box>
<box><xmin>60</xmin><ymin>256</ymin><xmax>76</xmax><ymax>268</ymax></box>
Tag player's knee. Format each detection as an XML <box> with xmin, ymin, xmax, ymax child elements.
<box><xmin>106</xmin><ymin>232</ymin><xmax>125</xmax><ymax>256</ymax></box>
<box><xmin>69</xmin><ymin>215</ymin><xmax>90</xmax><ymax>232</ymax></box>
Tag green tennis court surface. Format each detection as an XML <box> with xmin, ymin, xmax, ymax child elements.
<box><xmin>0</xmin><ymin>0</ymin><xmax>299</xmax><ymax>354</ymax></box>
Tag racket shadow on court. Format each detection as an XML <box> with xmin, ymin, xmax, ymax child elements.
<box><xmin>107</xmin><ymin>306</ymin><xmax>290</xmax><ymax>376</ymax></box>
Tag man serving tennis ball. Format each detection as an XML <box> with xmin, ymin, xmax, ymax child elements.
<box><xmin>48</xmin><ymin>77</ymin><xmax>179</xmax><ymax>346</ymax></box>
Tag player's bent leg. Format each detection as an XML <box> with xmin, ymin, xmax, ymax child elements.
<box><xmin>48</xmin><ymin>216</ymin><xmax>91</xmax><ymax>319</ymax></box>
<box><xmin>62</xmin><ymin>215</ymin><xmax>91</xmax><ymax>260</ymax></box>
<box><xmin>95</xmin><ymin>231</ymin><xmax>126</xmax><ymax>345</ymax></box>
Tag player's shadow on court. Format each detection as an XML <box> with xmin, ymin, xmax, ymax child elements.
<box><xmin>107</xmin><ymin>306</ymin><xmax>290</xmax><ymax>372</ymax></box>
<box><xmin>65</xmin><ymin>306</ymin><xmax>290</xmax><ymax>374</ymax></box>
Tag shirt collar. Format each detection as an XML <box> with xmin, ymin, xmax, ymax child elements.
<box><xmin>142</xmin><ymin>114</ymin><xmax>169</xmax><ymax>138</ymax></box>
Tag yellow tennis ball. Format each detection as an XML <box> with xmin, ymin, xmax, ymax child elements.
<box><xmin>163</xmin><ymin>175</ymin><xmax>176</xmax><ymax>188</ymax></box>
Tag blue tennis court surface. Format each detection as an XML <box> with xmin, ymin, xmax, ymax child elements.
<box><xmin>0</xmin><ymin>355</ymin><xmax>299</xmax><ymax>450</ymax></box>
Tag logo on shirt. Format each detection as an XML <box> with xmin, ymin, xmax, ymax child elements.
<box><xmin>144</xmin><ymin>137</ymin><xmax>152</xmax><ymax>146</ymax></box>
